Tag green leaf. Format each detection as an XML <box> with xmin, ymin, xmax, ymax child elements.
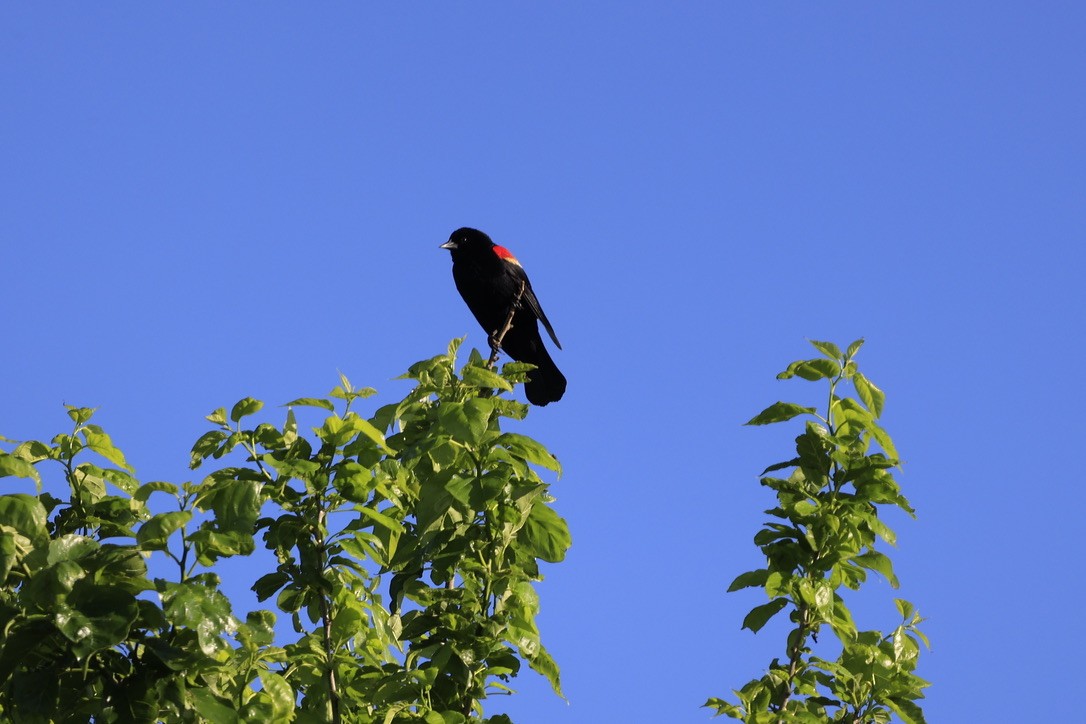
<box><xmin>0</xmin><ymin>494</ymin><xmax>49</xmax><ymax>547</ymax></box>
<box><xmin>741</xmin><ymin>598</ymin><xmax>789</xmax><ymax>633</ymax></box>
<box><xmin>252</xmin><ymin>571</ymin><xmax>290</xmax><ymax>602</ymax></box>
<box><xmin>0</xmin><ymin>452</ymin><xmax>41</xmax><ymax>487</ymax></box>
<box><xmin>353</xmin><ymin>506</ymin><xmax>403</xmax><ymax>536</ymax></box>
<box><xmin>809</xmin><ymin>340</ymin><xmax>842</xmax><ymax>360</ymax></box>
<box><xmin>0</xmin><ymin>534</ymin><xmax>16</xmax><ymax>585</ymax></box>
<box><xmin>134</xmin><ymin>480</ymin><xmax>179</xmax><ymax>502</ymax></box>
<box><xmin>318</xmin><ymin>414</ymin><xmax>352</xmax><ymax>446</ymax></box>
<box><xmin>65</xmin><ymin>405</ymin><xmax>96</xmax><ymax>425</ymax></box>
<box><xmin>854</xmin><ymin>372</ymin><xmax>886</xmax><ymax>418</ymax></box>
<box><xmin>461</xmin><ymin>364</ymin><xmax>513</xmax><ymax>392</ymax></box>
<box><xmin>190</xmin><ymin>430</ymin><xmax>229</xmax><ymax>469</ymax></box>
<box><xmin>58</xmin><ymin>584</ymin><xmax>140</xmax><ymax>658</ymax></box>
<box><xmin>330</xmin><ymin>372</ymin><xmax>378</xmax><ymax>402</ymax></box>
<box><xmin>846</xmin><ymin>338</ymin><xmax>866</xmax><ymax>358</ymax></box>
<box><xmin>777</xmin><ymin>358</ymin><xmax>840</xmax><ymax>381</ymax></box>
<box><xmin>230</xmin><ymin>397</ymin><xmax>264</xmax><ymax>423</ymax></box>
<box><xmin>190</xmin><ymin>689</ymin><xmax>239</xmax><ymax>724</ymax></box>
<box><xmin>746</xmin><ymin>402</ymin><xmax>816</xmax><ymax>426</ymax></box>
<box><xmin>760</xmin><ymin>458</ymin><xmax>800</xmax><ymax>475</ymax></box>
<box><xmin>868</xmin><ymin>420</ymin><xmax>899</xmax><ymax>461</ymax></box>
<box><xmin>276</xmin><ymin>585</ymin><xmax>304</xmax><ymax>613</ymax></box>
<box><xmin>886</xmin><ymin>696</ymin><xmax>927</xmax><ymax>724</ymax></box>
<box><xmin>447</xmin><ymin>336</ymin><xmax>464</xmax><ymax>359</ymax></box>
<box><xmin>764</xmin><ymin>571</ymin><xmax>789</xmax><ymax>598</ymax></box>
<box><xmin>162</xmin><ymin>582</ymin><xmax>237</xmax><ymax>657</ymax></box>
<box><xmin>259</xmin><ymin>672</ymin><xmax>294</xmax><ymax>721</ymax></box>
<box><xmin>704</xmin><ymin>697</ymin><xmax>742</xmax><ymax>717</ymax></box>
<box><xmin>12</xmin><ymin>440</ymin><xmax>52</xmax><ymax>463</ymax></box>
<box><xmin>77</xmin><ymin>462</ymin><xmax>138</xmax><ymax>494</ymax></box>
<box><xmin>350</xmin><ymin>414</ymin><xmax>394</xmax><ymax>454</ymax></box>
<box><xmin>283</xmin><ymin>397</ymin><xmax>335</xmax><ymax>410</ymax></box>
<box><xmin>46</xmin><ymin>534</ymin><xmax>99</xmax><ymax>564</ymax></box>
<box><xmin>521</xmin><ymin>504</ymin><xmax>571</xmax><ymax>563</ymax></box>
<box><xmin>188</xmin><ymin>529</ymin><xmax>254</xmax><ymax>564</ymax></box>
<box><xmin>526</xmin><ymin>646</ymin><xmax>564</xmax><ymax>699</ymax></box>
<box><xmin>498</xmin><ymin>433</ymin><xmax>562</xmax><ymax>474</ymax></box>
<box><xmin>437</xmin><ymin>398</ymin><xmax>493</xmax><ymax>444</ymax></box>
<box><xmin>866</xmin><ymin>514</ymin><xmax>897</xmax><ymax>546</ymax></box>
<box><xmin>206</xmin><ymin>407</ymin><xmax>229</xmax><ymax>426</ymax></box>
<box><xmin>830</xmin><ymin>594</ymin><xmax>857</xmax><ymax>643</ymax></box>
<box><xmin>136</xmin><ymin>511</ymin><xmax>192</xmax><ymax>550</ymax></box>
<box><xmin>194</xmin><ymin>476</ymin><xmax>262</xmax><ymax>532</ymax></box>
<box><xmin>727</xmin><ymin>569</ymin><xmax>769</xmax><ymax>592</ymax></box>
<box><xmin>319</xmin><ymin>413</ymin><xmax>393</xmax><ymax>452</ymax></box>
<box><xmin>81</xmin><ymin>426</ymin><xmax>133</xmax><ymax>471</ymax></box>
<box><xmin>853</xmin><ymin>550</ymin><xmax>899</xmax><ymax>588</ymax></box>
<box><xmin>242</xmin><ymin>610</ymin><xmax>276</xmax><ymax>647</ymax></box>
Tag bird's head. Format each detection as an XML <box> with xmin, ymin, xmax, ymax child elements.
<box><xmin>440</xmin><ymin>227</ymin><xmax>494</xmax><ymax>254</ymax></box>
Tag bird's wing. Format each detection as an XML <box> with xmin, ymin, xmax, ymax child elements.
<box><xmin>522</xmin><ymin>283</ymin><xmax>562</xmax><ymax>350</ymax></box>
<box><xmin>495</xmin><ymin>246</ymin><xmax>562</xmax><ymax>350</ymax></box>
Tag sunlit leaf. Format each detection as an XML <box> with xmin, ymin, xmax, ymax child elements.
<box><xmin>746</xmin><ymin>402</ymin><xmax>816</xmax><ymax>426</ymax></box>
<box><xmin>230</xmin><ymin>397</ymin><xmax>264</xmax><ymax>423</ymax></box>
<box><xmin>776</xmin><ymin>358</ymin><xmax>840</xmax><ymax>381</ymax></box>
<box><xmin>521</xmin><ymin>504</ymin><xmax>571</xmax><ymax>563</ymax></box>
<box><xmin>65</xmin><ymin>405</ymin><xmax>96</xmax><ymax>425</ymax></box>
<box><xmin>81</xmin><ymin>426</ymin><xmax>133</xmax><ymax>472</ymax></box>
<box><xmin>0</xmin><ymin>452</ymin><xmax>41</xmax><ymax>488</ymax></box>
<box><xmin>0</xmin><ymin>494</ymin><xmax>49</xmax><ymax>547</ymax></box>
<box><xmin>462</xmin><ymin>364</ymin><xmax>513</xmax><ymax>392</ymax></box>
<box><xmin>809</xmin><ymin>340</ymin><xmax>842</xmax><ymax>360</ymax></box>
<box><xmin>259</xmin><ymin>672</ymin><xmax>294</xmax><ymax>721</ymax></box>
<box><xmin>853</xmin><ymin>550</ymin><xmax>899</xmax><ymax>588</ymax></box>
<box><xmin>498</xmin><ymin>433</ymin><xmax>561</xmax><ymax>474</ymax></box>
<box><xmin>283</xmin><ymin>397</ymin><xmax>335</xmax><ymax>411</ymax></box>
<box><xmin>206</xmin><ymin>407</ymin><xmax>228</xmax><ymax>426</ymax></box>
<box><xmin>854</xmin><ymin>372</ymin><xmax>886</xmax><ymax>419</ymax></box>
<box><xmin>846</xmin><ymin>338</ymin><xmax>866</xmax><ymax>358</ymax></box>
<box><xmin>437</xmin><ymin>398</ymin><xmax>493</xmax><ymax>444</ymax></box>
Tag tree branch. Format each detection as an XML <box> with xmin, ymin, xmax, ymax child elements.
<box><xmin>315</xmin><ymin>501</ymin><xmax>342</xmax><ymax>724</ymax></box>
<box><xmin>487</xmin><ymin>280</ymin><xmax>526</xmax><ymax>369</ymax></box>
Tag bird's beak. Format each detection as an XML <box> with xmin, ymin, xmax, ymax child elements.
<box><xmin>439</xmin><ymin>240</ymin><xmax>457</xmax><ymax>250</ymax></box>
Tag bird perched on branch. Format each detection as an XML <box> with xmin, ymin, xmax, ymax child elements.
<box><xmin>440</xmin><ymin>227</ymin><xmax>566</xmax><ymax>405</ymax></box>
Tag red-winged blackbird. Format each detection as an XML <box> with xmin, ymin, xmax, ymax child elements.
<box><xmin>440</xmin><ymin>227</ymin><xmax>566</xmax><ymax>405</ymax></box>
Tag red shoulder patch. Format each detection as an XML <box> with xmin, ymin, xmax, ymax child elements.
<box><xmin>492</xmin><ymin>245</ymin><xmax>522</xmax><ymax>267</ymax></box>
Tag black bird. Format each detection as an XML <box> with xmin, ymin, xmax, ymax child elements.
<box><xmin>440</xmin><ymin>227</ymin><xmax>566</xmax><ymax>405</ymax></box>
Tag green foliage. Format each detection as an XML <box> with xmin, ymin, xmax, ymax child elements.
<box><xmin>707</xmin><ymin>340</ymin><xmax>930</xmax><ymax>723</ymax></box>
<box><xmin>0</xmin><ymin>339</ymin><xmax>569</xmax><ymax>722</ymax></box>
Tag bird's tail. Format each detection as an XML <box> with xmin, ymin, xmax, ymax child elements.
<box><xmin>525</xmin><ymin>351</ymin><xmax>569</xmax><ymax>405</ymax></box>
<box><xmin>499</xmin><ymin>316</ymin><xmax>566</xmax><ymax>406</ymax></box>
<box><xmin>521</xmin><ymin>346</ymin><xmax>566</xmax><ymax>406</ymax></box>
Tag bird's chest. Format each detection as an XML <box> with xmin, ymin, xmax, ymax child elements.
<box><xmin>453</xmin><ymin>260</ymin><xmax>517</xmax><ymax>302</ymax></box>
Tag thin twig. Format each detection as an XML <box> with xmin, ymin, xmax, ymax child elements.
<box><xmin>315</xmin><ymin>502</ymin><xmax>342</xmax><ymax>724</ymax></box>
<box><xmin>487</xmin><ymin>280</ymin><xmax>526</xmax><ymax>369</ymax></box>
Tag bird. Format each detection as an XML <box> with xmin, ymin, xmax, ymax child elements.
<box><xmin>440</xmin><ymin>227</ymin><xmax>566</xmax><ymax>405</ymax></box>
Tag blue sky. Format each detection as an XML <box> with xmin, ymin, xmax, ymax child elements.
<box><xmin>3</xmin><ymin>3</ymin><xmax>1084</xmax><ymax>721</ymax></box>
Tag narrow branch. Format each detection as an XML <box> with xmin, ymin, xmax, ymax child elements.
<box><xmin>487</xmin><ymin>280</ymin><xmax>526</xmax><ymax>369</ymax></box>
<box><xmin>315</xmin><ymin>502</ymin><xmax>342</xmax><ymax>724</ymax></box>
<box><xmin>777</xmin><ymin>603</ymin><xmax>811</xmax><ymax>712</ymax></box>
